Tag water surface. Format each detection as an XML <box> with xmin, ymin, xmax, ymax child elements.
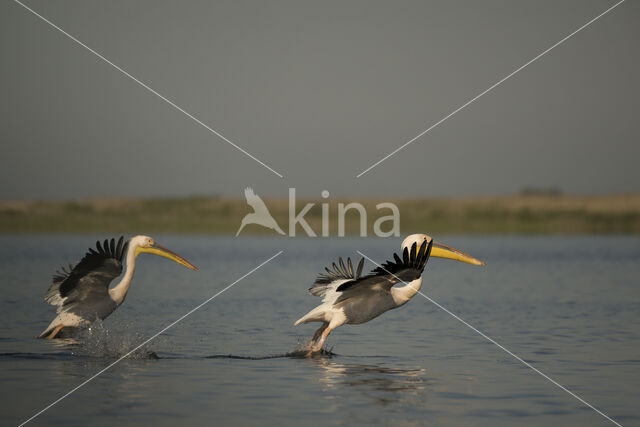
<box><xmin>1</xmin><ymin>235</ymin><xmax>639</xmax><ymax>426</ymax></box>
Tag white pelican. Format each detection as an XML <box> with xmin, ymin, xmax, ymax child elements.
<box><xmin>38</xmin><ymin>235</ymin><xmax>198</xmax><ymax>339</ymax></box>
<box><xmin>236</xmin><ymin>187</ymin><xmax>285</xmax><ymax>236</ymax></box>
<box><xmin>295</xmin><ymin>234</ymin><xmax>485</xmax><ymax>352</ymax></box>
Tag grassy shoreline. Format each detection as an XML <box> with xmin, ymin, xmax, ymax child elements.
<box><xmin>1</xmin><ymin>195</ymin><xmax>639</xmax><ymax>234</ymax></box>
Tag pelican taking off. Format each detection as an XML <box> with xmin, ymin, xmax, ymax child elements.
<box><xmin>295</xmin><ymin>234</ymin><xmax>485</xmax><ymax>352</ymax></box>
<box><xmin>39</xmin><ymin>235</ymin><xmax>198</xmax><ymax>339</ymax></box>
<box><xmin>236</xmin><ymin>187</ymin><xmax>285</xmax><ymax>236</ymax></box>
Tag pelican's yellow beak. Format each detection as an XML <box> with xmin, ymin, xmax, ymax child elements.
<box><xmin>425</xmin><ymin>241</ymin><xmax>485</xmax><ymax>266</ymax></box>
<box><xmin>136</xmin><ymin>244</ymin><xmax>199</xmax><ymax>270</ymax></box>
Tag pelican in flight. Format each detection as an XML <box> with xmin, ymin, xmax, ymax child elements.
<box><xmin>39</xmin><ymin>235</ymin><xmax>198</xmax><ymax>339</ymax></box>
<box><xmin>236</xmin><ymin>187</ymin><xmax>285</xmax><ymax>236</ymax></box>
<box><xmin>295</xmin><ymin>234</ymin><xmax>485</xmax><ymax>352</ymax></box>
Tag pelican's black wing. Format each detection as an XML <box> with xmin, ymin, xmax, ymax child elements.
<box><xmin>308</xmin><ymin>257</ymin><xmax>365</xmax><ymax>298</ymax></box>
<box><xmin>45</xmin><ymin>237</ymin><xmax>128</xmax><ymax>309</ymax></box>
<box><xmin>335</xmin><ymin>240</ymin><xmax>433</xmax><ymax>294</ymax></box>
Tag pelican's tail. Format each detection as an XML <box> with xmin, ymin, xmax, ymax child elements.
<box><xmin>37</xmin><ymin>325</ymin><xmax>54</xmax><ymax>339</ymax></box>
<box><xmin>294</xmin><ymin>305</ymin><xmax>326</xmax><ymax>326</ymax></box>
<box><xmin>38</xmin><ymin>319</ymin><xmax>64</xmax><ymax>339</ymax></box>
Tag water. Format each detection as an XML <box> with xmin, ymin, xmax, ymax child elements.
<box><xmin>1</xmin><ymin>235</ymin><xmax>639</xmax><ymax>426</ymax></box>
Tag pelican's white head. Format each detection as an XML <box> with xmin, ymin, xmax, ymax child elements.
<box><xmin>401</xmin><ymin>234</ymin><xmax>433</xmax><ymax>252</ymax></box>
<box><xmin>401</xmin><ymin>233</ymin><xmax>485</xmax><ymax>266</ymax></box>
<box><xmin>130</xmin><ymin>235</ymin><xmax>154</xmax><ymax>249</ymax></box>
<box><xmin>131</xmin><ymin>235</ymin><xmax>198</xmax><ymax>270</ymax></box>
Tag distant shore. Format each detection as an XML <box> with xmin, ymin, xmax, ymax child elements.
<box><xmin>1</xmin><ymin>194</ymin><xmax>639</xmax><ymax>234</ymax></box>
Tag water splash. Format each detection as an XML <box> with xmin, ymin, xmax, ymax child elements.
<box><xmin>206</xmin><ymin>341</ymin><xmax>335</xmax><ymax>359</ymax></box>
<box><xmin>75</xmin><ymin>319</ymin><xmax>158</xmax><ymax>360</ymax></box>
<box><xmin>289</xmin><ymin>340</ymin><xmax>335</xmax><ymax>358</ymax></box>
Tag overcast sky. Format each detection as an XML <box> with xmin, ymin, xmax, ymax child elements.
<box><xmin>1</xmin><ymin>0</ymin><xmax>638</xmax><ymax>199</ymax></box>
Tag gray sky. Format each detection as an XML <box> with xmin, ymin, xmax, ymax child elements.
<box><xmin>1</xmin><ymin>0</ymin><xmax>638</xmax><ymax>199</ymax></box>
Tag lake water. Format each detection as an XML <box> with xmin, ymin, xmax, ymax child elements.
<box><xmin>1</xmin><ymin>235</ymin><xmax>639</xmax><ymax>426</ymax></box>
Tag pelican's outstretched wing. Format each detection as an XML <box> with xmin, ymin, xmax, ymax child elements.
<box><xmin>45</xmin><ymin>237</ymin><xmax>128</xmax><ymax>312</ymax></box>
<box><xmin>334</xmin><ymin>240</ymin><xmax>433</xmax><ymax>295</ymax></box>
<box><xmin>308</xmin><ymin>257</ymin><xmax>365</xmax><ymax>298</ymax></box>
<box><xmin>244</xmin><ymin>187</ymin><xmax>270</xmax><ymax>215</ymax></box>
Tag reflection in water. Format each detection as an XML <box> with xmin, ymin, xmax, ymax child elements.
<box><xmin>41</xmin><ymin>325</ymin><xmax>165</xmax><ymax>418</ymax></box>
<box><xmin>313</xmin><ymin>358</ymin><xmax>431</xmax><ymax>407</ymax></box>
<box><xmin>44</xmin><ymin>352</ymin><xmax>163</xmax><ymax>418</ymax></box>
<box><xmin>47</xmin><ymin>337</ymin><xmax>83</xmax><ymax>349</ymax></box>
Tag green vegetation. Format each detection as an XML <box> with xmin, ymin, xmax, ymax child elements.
<box><xmin>1</xmin><ymin>195</ymin><xmax>639</xmax><ymax>234</ymax></box>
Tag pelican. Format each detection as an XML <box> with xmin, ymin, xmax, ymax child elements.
<box><xmin>236</xmin><ymin>187</ymin><xmax>285</xmax><ymax>236</ymax></box>
<box><xmin>295</xmin><ymin>234</ymin><xmax>485</xmax><ymax>352</ymax></box>
<box><xmin>38</xmin><ymin>235</ymin><xmax>198</xmax><ymax>339</ymax></box>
